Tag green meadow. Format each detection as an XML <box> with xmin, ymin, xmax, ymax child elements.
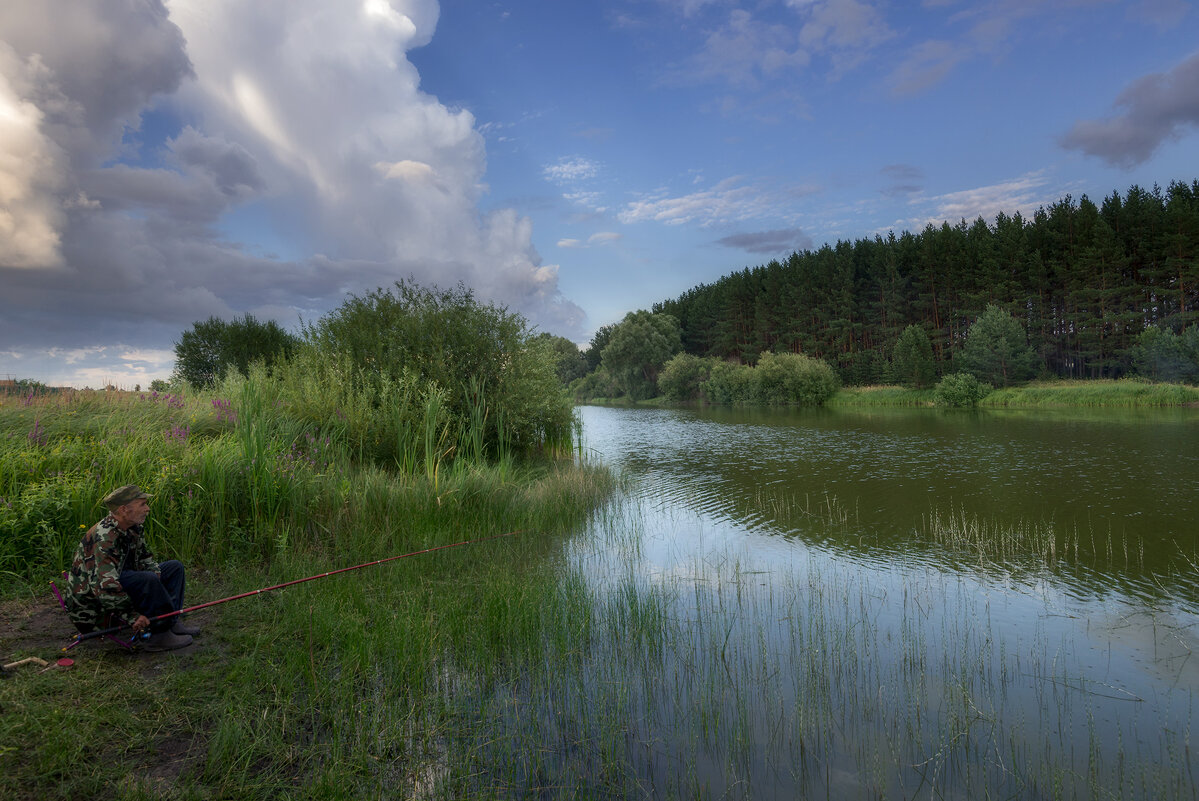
<box><xmin>0</xmin><ymin>380</ymin><xmax>617</xmax><ymax>799</ymax></box>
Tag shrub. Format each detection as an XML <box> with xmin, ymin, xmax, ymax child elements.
<box><xmin>569</xmin><ymin>367</ymin><xmax>622</xmax><ymax>402</ymax></box>
<box><xmin>1130</xmin><ymin>326</ymin><xmax>1199</xmax><ymax>383</ymax></box>
<box><xmin>934</xmin><ymin>372</ymin><xmax>992</xmax><ymax>407</ymax></box>
<box><xmin>173</xmin><ymin>314</ymin><xmax>298</xmax><ymax>389</ymax></box>
<box><xmin>535</xmin><ymin>333</ymin><xmax>590</xmax><ymax>384</ymax></box>
<box><xmin>701</xmin><ymin>361</ymin><xmax>755</xmax><ymax>405</ymax></box>
<box><xmin>302</xmin><ymin>279</ymin><xmax>573</xmax><ymax>460</ymax></box>
<box><xmin>752</xmin><ymin>351</ymin><xmax>840</xmax><ymax>405</ymax></box>
<box><xmin>658</xmin><ymin>354</ymin><xmax>713</xmax><ymax>402</ymax></box>
<box><xmin>600</xmin><ymin>311</ymin><xmax>683</xmax><ymax>400</ymax></box>
<box><xmin>583</xmin><ymin>323</ymin><xmax>616</xmax><ymax>373</ymax></box>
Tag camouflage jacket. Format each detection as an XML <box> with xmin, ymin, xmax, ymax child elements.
<box><xmin>64</xmin><ymin>515</ymin><xmax>160</xmax><ymax>631</ymax></box>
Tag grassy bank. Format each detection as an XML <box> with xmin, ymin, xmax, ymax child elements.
<box><xmin>980</xmin><ymin>378</ymin><xmax>1199</xmax><ymax>407</ymax></box>
<box><xmin>826</xmin><ymin>385</ymin><xmax>937</xmax><ymax>407</ymax></box>
<box><xmin>584</xmin><ymin>378</ymin><xmax>1199</xmax><ymax>409</ymax></box>
<box><xmin>828</xmin><ymin>378</ymin><xmax>1199</xmax><ymax>408</ymax></box>
<box><xmin>0</xmin><ymin>384</ymin><xmax>616</xmax><ymax>800</ymax></box>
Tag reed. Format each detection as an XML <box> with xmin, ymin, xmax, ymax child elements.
<box><xmin>827</xmin><ymin>385</ymin><xmax>937</xmax><ymax>406</ymax></box>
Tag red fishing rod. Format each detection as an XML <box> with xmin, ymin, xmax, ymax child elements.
<box><xmin>63</xmin><ymin>529</ymin><xmax>521</xmax><ymax>651</ymax></box>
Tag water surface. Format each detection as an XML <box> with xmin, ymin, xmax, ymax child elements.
<box><xmin>555</xmin><ymin>404</ymin><xmax>1199</xmax><ymax>799</ymax></box>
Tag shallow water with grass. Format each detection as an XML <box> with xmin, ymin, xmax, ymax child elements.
<box><xmin>447</xmin><ymin>404</ymin><xmax>1199</xmax><ymax>799</ymax></box>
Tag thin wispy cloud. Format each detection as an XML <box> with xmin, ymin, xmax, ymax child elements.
<box><xmin>880</xmin><ymin>164</ymin><xmax>925</xmax><ymax>198</ymax></box>
<box><xmin>543</xmin><ymin>157</ymin><xmax>600</xmax><ymax>184</ymax></box>
<box><xmin>1132</xmin><ymin>0</ymin><xmax>1190</xmax><ymax>30</ymax></box>
<box><xmin>888</xmin><ymin>39</ymin><xmax>966</xmax><ymax>97</ymax></box>
<box><xmin>679</xmin><ymin>9</ymin><xmax>809</xmax><ymax>89</ymax></box>
<box><xmin>665</xmin><ymin>1</ymin><xmax>892</xmax><ymax>90</ymax></box>
<box><xmin>791</xmin><ymin>0</ymin><xmax>894</xmax><ymax>74</ymax></box>
<box><xmin>619</xmin><ymin>177</ymin><xmax>781</xmax><ymax>227</ymax></box>
<box><xmin>557</xmin><ymin>232</ymin><xmax>622</xmax><ymax>249</ymax></box>
<box><xmin>895</xmin><ymin>172</ymin><xmax>1055</xmax><ymax>231</ymax></box>
<box><xmin>889</xmin><ymin>1</ymin><xmax>1120</xmax><ymax>97</ymax></box>
<box><xmin>715</xmin><ymin>227</ymin><xmax>813</xmax><ymax>255</ymax></box>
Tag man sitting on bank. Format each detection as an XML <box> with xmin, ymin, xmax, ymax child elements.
<box><xmin>65</xmin><ymin>485</ymin><xmax>200</xmax><ymax>652</ymax></box>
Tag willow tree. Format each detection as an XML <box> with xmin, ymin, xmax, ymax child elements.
<box><xmin>173</xmin><ymin>314</ymin><xmax>298</xmax><ymax>389</ymax></box>
<box><xmin>600</xmin><ymin>310</ymin><xmax>683</xmax><ymax>400</ymax></box>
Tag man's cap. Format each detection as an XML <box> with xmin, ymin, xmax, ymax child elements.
<box><xmin>102</xmin><ymin>485</ymin><xmax>151</xmax><ymax>509</ymax></box>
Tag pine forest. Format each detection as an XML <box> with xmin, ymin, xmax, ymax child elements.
<box><xmin>651</xmin><ymin>181</ymin><xmax>1199</xmax><ymax>384</ymax></box>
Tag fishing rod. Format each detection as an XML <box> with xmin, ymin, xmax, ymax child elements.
<box><xmin>64</xmin><ymin>529</ymin><xmax>521</xmax><ymax>651</ymax></box>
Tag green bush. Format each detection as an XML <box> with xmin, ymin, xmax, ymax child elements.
<box><xmin>570</xmin><ymin>367</ymin><xmax>622</xmax><ymax>402</ymax></box>
<box><xmin>934</xmin><ymin>372</ymin><xmax>992</xmax><ymax>407</ymax></box>
<box><xmin>701</xmin><ymin>361</ymin><xmax>755</xmax><ymax>404</ymax></box>
<box><xmin>303</xmin><ymin>280</ymin><xmax>574</xmax><ymax>459</ymax></box>
<box><xmin>1130</xmin><ymin>326</ymin><xmax>1199</xmax><ymax>383</ymax></box>
<box><xmin>752</xmin><ymin>351</ymin><xmax>840</xmax><ymax>405</ymax></box>
<box><xmin>958</xmin><ymin>304</ymin><xmax>1038</xmax><ymax>386</ymax></box>
<box><xmin>658</xmin><ymin>353</ymin><xmax>713</xmax><ymax>402</ymax></box>
<box><xmin>535</xmin><ymin>333</ymin><xmax>590</xmax><ymax>384</ymax></box>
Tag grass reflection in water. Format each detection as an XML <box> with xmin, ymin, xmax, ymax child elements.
<box><xmin>438</xmin><ymin>486</ymin><xmax>1197</xmax><ymax>800</ymax></box>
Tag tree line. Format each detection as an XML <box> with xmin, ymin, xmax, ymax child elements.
<box><xmin>650</xmin><ymin>180</ymin><xmax>1199</xmax><ymax>385</ymax></box>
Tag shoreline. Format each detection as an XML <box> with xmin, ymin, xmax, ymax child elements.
<box><xmin>578</xmin><ymin>378</ymin><xmax>1199</xmax><ymax>409</ymax></box>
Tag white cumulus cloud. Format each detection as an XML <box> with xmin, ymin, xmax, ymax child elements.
<box><xmin>0</xmin><ymin>0</ymin><xmax>585</xmax><ymax>386</ymax></box>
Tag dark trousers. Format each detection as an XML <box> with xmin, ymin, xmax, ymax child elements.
<box><xmin>120</xmin><ymin>560</ymin><xmax>185</xmax><ymax>633</ymax></box>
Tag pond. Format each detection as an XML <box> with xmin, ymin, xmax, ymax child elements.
<box><xmin>461</xmin><ymin>404</ymin><xmax>1199</xmax><ymax>799</ymax></box>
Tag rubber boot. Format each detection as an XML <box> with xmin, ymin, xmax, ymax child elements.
<box><xmin>143</xmin><ymin>630</ymin><xmax>192</xmax><ymax>651</ymax></box>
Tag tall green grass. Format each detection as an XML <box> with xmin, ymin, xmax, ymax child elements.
<box><xmin>0</xmin><ymin>376</ymin><xmax>618</xmax><ymax>800</ymax></box>
<box><xmin>981</xmin><ymin>378</ymin><xmax>1199</xmax><ymax>407</ymax></box>
<box><xmin>0</xmin><ymin>363</ymin><xmax>591</xmax><ymax>584</ymax></box>
<box><xmin>827</xmin><ymin>385</ymin><xmax>937</xmax><ymax>406</ymax></box>
<box><xmin>828</xmin><ymin>379</ymin><xmax>1199</xmax><ymax>408</ymax></box>
<box><xmin>386</xmin><ymin>494</ymin><xmax>1196</xmax><ymax>801</ymax></box>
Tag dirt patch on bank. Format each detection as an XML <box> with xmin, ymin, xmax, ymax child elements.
<box><xmin>0</xmin><ymin>595</ymin><xmax>80</xmax><ymax>664</ymax></box>
<box><xmin>0</xmin><ymin>594</ymin><xmax>205</xmax><ymax>670</ymax></box>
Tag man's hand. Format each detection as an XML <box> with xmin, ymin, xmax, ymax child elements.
<box><xmin>132</xmin><ymin>615</ymin><xmax>151</xmax><ymax>634</ymax></box>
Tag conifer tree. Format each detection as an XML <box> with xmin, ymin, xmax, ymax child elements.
<box><xmin>959</xmin><ymin>305</ymin><xmax>1039</xmax><ymax>386</ymax></box>
<box><xmin>893</xmin><ymin>325</ymin><xmax>936</xmax><ymax>388</ymax></box>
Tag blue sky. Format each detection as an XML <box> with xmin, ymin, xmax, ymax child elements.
<box><xmin>413</xmin><ymin>0</ymin><xmax>1198</xmax><ymax>324</ymax></box>
<box><xmin>1</xmin><ymin>0</ymin><xmax>1197</xmax><ymax>387</ymax></box>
